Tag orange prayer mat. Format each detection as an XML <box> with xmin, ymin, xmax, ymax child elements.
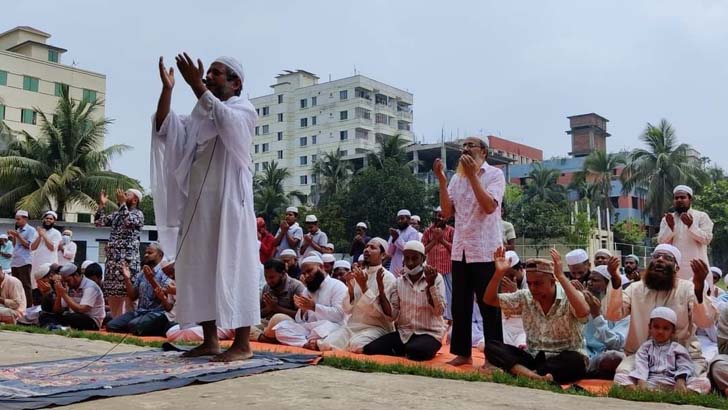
<box><xmin>93</xmin><ymin>330</ymin><xmax>613</xmax><ymax>395</ymax></box>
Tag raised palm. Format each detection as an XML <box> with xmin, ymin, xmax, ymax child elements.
<box><xmin>159</xmin><ymin>57</ymin><xmax>175</xmax><ymax>89</ymax></box>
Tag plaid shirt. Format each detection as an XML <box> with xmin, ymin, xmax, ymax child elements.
<box><xmin>421</xmin><ymin>224</ymin><xmax>455</xmax><ymax>274</ymax></box>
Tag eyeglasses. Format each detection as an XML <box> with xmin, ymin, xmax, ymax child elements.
<box><xmin>651</xmin><ymin>252</ymin><xmax>675</xmax><ymax>262</ymax></box>
<box><xmin>461</xmin><ymin>142</ymin><xmax>481</xmax><ymax>148</ymax></box>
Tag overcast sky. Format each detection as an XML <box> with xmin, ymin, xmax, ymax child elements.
<box><xmin>5</xmin><ymin>0</ymin><xmax>728</xmax><ymax>188</ymax></box>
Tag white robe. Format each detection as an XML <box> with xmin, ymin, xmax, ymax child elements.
<box><xmin>151</xmin><ymin>90</ymin><xmax>260</xmax><ymax>329</ymax></box>
<box><xmin>657</xmin><ymin>209</ymin><xmax>713</xmax><ymax>280</ymax></box>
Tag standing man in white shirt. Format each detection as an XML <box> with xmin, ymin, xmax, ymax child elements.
<box><xmin>386</xmin><ymin>210</ymin><xmax>420</xmax><ymax>276</ymax></box>
<box><xmin>274</xmin><ymin>207</ymin><xmax>304</xmax><ymax>257</ymax></box>
<box><xmin>657</xmin><ymin>185</ymin><xmax>713</xmax><ymax>280</ymax></box>
<box><xmin>300</xmin><ymin>214</ymin><xmax>328</xmax><ymax>257</ymax></box>
<box><xmin>58</xmin><ymin>229</ymin><xmax>77</xmax><ymax>265</ymax></box>
<box><xmin>31</xmin><ymin>211</ymin><xmax>62</xmax><ymax>304</ymax></box>
<box><xmin>434</xmin><ymin>136</ymin><xmax>506</xmax><ymax>367</ymax></box>
<box><xmin>7</xmin><ymin>210</ymin><xmax>36</xmax><ymax>307</ymax></box>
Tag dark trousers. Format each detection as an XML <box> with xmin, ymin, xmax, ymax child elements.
<box><xmin>363</xmin><ymin>332</ymin><xmax>442</xmax><ymax>361</ymax></box>
<box><xmin>107</xmin><ymin>310</ymin><xmax>170</xmax><ymax>336</ymax></box>
<box><xmin>450</xmin><ymin>259</ymin><xmax>502</xmax><ymax>357</ymax></box>
<box><xmin>39</xmin><ymin>311</ymin><xmax>100</xmax><ymax>331</ymax></box>
<box><xmin>11</xmin><ymin>264</ymin><xmax>33</xmax><ymax>308</ymax></box>
<box><xmin>484</xmin><ymin>340</ymin><xmax>587</xmax><ymax>384</ymax></box>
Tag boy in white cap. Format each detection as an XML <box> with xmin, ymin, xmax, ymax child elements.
<box><xmin>364</xmin><ymin>240</ymin><xmax>446</xmax><ymax>361</ymax></box>
<box><xmin>300</xmin><ymin>215</ymin><xmax>329</xmax><ymax>257</ymax></box>
<box><xmin>349</xmin><ymin>222</ymin><xmax>370</xmax><ymax>263</ymax></box>
<box><xmin>7</xmin><ymin>210</ymin><xmax>37</xmax><ymax>307</ymax></box>
<box><xmin>387</xmin><ymin>209</ymin><xmax>420</xmax><ymax>276</ymax></box>
<box><xmin>58</xmin><ymin>229</ymin><xmax>77</xmax><ymax>265</ymax></box>
<box><xmin>274</xmin><ymin>207</ymin><xmax>304</xmax><ymax>257</ymax></box>
<box><xmin>657</xmin><ymin>185</ymin><xmax>713</xmax><ymax>280</ymax></box>
<box><xmin>624</xmin><ymin>307</ymin><xmax>708</xmax><ymax>393</ymax></box>
<box><xmin>332</xmin><ymin>260</ymin><xmax>351</xmax><ymax>283</ymax></box>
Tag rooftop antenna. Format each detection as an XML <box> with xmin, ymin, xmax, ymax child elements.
<box><xmin>354</xmin><ymin>65</ymin><xmax>357</xmax><ymax>75</ymax></box>
<box><xmin>328</xmin><ymin>74</ymin><xmax>332</xmax><ymax>81</ymax></box>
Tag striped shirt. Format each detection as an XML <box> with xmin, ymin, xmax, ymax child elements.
<box><xmin>390</xmin><ymin>270</ymin><xmax>447</xmax><ymax>343</ymax></box>
<box><xmin>421</xmin><ymin>224</ymin><xmax>454</xmax><ymax>274</ymax></box>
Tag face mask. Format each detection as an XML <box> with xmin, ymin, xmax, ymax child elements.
<box><xmin>62</xmin><ymin>235</ymin><xmax>71</xmax><ymax>244</ymax></box>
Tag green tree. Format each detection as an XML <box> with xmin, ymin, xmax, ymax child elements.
<box><xmin>253</xmin><ymin>161</ymin><xmax>306</xmax><ymax>226</ymax></box>
<box><xmin>693</xmin><ymin>180</ymin><xmax>728</xmax><ymax>268</ymax></box>
<box><xmin>0</xmin><ymin>92</ymin><xmax>139</xmax><ymax>219</ymax></box>
<box><xmin>522</xmin><ymin>163</ymin><xmax>567</xmax><ymax>204</ymax></box>
<box><xmin>620</xmin><ymin>119</ymin><xmax>708</xmax><ymax>224</ymax></box>
<box><xmin>510</xmin><ymin>200</ymin><xmax>569</xmax><ymax>255</ymax></box>
<box><xmin>574</xmin><ymin>150</ymin><xmax>626</xmax><ymax>213</ymax></box>
<box><xmin>366</xmin><ymin>134</ymin><xmax>416</xmax><ymax>170</ymax></box>
<box><xmin>312</xmin><ymin>147</ymin><xmax>354</xmax><ymax>205</ymax></box>
<box><xmin>564</xmin><ymin>209</ymin><xmax>594</xmax><ymax>249</ymax></box>
<box><xmin>613</xmin><ymin>219</ymin><xmax>646</xmax><ymax>245</ymax></box>
<box><xmin>138</xmin><ymin>195</ymin><xmax>156</xmax><ymax>226</ymax></box>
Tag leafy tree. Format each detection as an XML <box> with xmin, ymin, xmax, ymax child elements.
<box><xmin>311</xmin><ymin>147</ymin><xmax>354</xmax><ymax>205</ymax></box>
<box><xmin>510</xmin><ymin>200</ymin><xmax>569</xmax><ymax>255</ymax></box>
<box><xmin>573</xmin><ymin>150</ymin><xmax>626</xmax><ymax>213</ymax></box>
<box><xmin>138</xmin><ymin>195</ymin><xmax>156</xmax><ymax>226</ymax></box>
<box><xmin>693</xmin><ymin>180</ymin><xmax>728</xmax><ymax>268</ymax></box>
<box><xmin>564</xmin><ymin>210</ymin><xmax>593</xmax><ymax>249</ymax></box>
<box><xmin>522</xmin><ymin>163</ymin><xmax>567</xmax><ymax>204</ymax></box>
<box><xmin>366</xmin><ymin>134</ymin><xmax>416</xmax><ymax>170</ymax></box>
<box><xmin>253</xmin><ymin>161</ymin><xmax>306</xmax><ymax>226</ymax></box>
<box><xmin>613</xmin><ymin>219</ymin><xmax>646</xmax><ymax>246</ymax></box>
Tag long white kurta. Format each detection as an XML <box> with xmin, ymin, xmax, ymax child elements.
<box><xmin>657</xmin><ymin>209</ymin><xmax>713</xmax><ymax>280</ymax></box>
<box><xmin>150</xmin><ymin>90</ymin><xmax>260</xmax><ymax>329</ymax></box>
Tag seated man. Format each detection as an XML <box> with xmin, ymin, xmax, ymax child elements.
<box><xmin>268</xmin><ymin>254</ymin><xmax>348</xmax><ymax>350</ymax></box>
<box><xmin>340</xmin><ymin>238</ymin><xmax>397</xmax><ymax>353</ymax></box>
<box><xmin>606</xmin><ymin>244</ymin><xmax>715</xmax><ymax>394</ymax></box>
<box><xmin>709</xmin><ymin>303</ymin><xmax>728</xmax><ymax>396</ymax></box>
<box><xmin>107</xmin><ymin>244</ymin><xmax>174</xmax><ymax>336</ymax></box>
<box><xmin>483</xmin><ymin>248</ymin><xmax>590</xmax><ymax>383</ymax></box>
<box><xmin>280</xmin><ymin>249</ymin><xmax>302</xmax><ymax>280</ymax></box>
<box><xmin>364</xmin><ymin>240</ymin><xmax>446</xmax><ymax>361</ymax></box>
<box><xmin>83</xmin><ymin>263</ymin><xmax>104</xmax><ymax>287</ymax></box>
<box><xmin>41</xmin><ymin>263</ymin><xmax>106</xmax><ymax>330</ymax></box>
<box><xmin>565</xmin><ymin>249</ymin><xmax>591</xmax><ymax>284</ymax></box>
<box><xmin>252</xmin><ymin>258</ymin><xmax>306</xmax><ymax>341</ymax></box>
<box><xmin>0</xmin><ymin>267</ymin><xmax>26</xmax><ymax>324</ymax></box>
<box><xmin>322</xmin><ymin>253</ymin><xmax>336</xmax><ymax>275</ymax></box>
<box><xmin>332</xmin><ymin>260</ymin><xmax>351</xmax><ymax>283</ymax></box>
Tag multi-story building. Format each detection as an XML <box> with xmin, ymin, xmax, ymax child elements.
<box><xmin>0</xmin><ymin>26</ymin><xmax>106</xmax><ymax>139</ymax></box>
<box><xmin>487</xmin><ymin>135</ymin><xmax>542</xmax><ymax>164</ymax></box>
<box><xmin>250</xmin><ymin>70</ymin><xmax>413</xmax><ymax>196</ymax></box>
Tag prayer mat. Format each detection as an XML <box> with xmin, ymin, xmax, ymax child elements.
<box><xmin>0</xmin><ymin>349</ymin><xmax>317</xmax><ymax>409</ymax></box>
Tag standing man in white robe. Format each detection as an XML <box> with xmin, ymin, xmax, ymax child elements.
<box><xmin>151</xmin><ymin>53</ymin><xmax>260</xmax><ymax>362</ymax></box>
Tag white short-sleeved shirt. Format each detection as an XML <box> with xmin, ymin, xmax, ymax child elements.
<box><xmin>61</xmin><ymin>277</ymin><xmax>106</xmax><ymax>328</ymax></box>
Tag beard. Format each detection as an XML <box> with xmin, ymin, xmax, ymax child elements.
<box><xmin>397</xmin><ymin>222</ymin><xmax>409</xmax><ymax>230</ymax></box>
<box><xmin>674</xmin><ymin>206</ymin><xmax>689</xmax><ymax>214</ymax></box>
<box><xmin>305</xmin><ymin>271</ymin><xmax>326</xmax><ymax>293</ymax></box>
<box><xmin>43</xmin><ymin>222</ymin><xmax>54</xmax><ymax>230</ymax></box>
<box><xmin>643</xmin><ymin>261</ymin><xmax>677</xmax><ymax>291</ymax></box>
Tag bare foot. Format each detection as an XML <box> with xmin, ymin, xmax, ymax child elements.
<box><xmin>302</xmin><ymin>340</ymin><xmax>320</xmax><ymax>351</ymax></box>
<box><xmin>447</xmin><ymin>355</ymin><xmax>473</xmax><ymax>366</ymax></box>
<box><xmin>210</xmin><ymin>346</ymin><xmax>254</xmax><ymax>362</ymax></box>
<box><xmin>539</xmin><ymin>373</ymin><xmax>554</xmax><ymax>383</ymax></box>
<box><xmin>181</xmin><ymin>343</ymin><xmax>221</xmax><ymax>358</ymax></box>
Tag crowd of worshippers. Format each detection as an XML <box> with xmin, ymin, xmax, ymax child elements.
<box><xmin>5</xmin><ymin>183</ymin><xmax>728</xmax><ymax>395</ymax></box>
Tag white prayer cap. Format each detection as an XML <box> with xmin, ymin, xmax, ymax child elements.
<box><xmin>593</xmin><ymin>265</ymin><xmax>611</xmax><ymax>282</ymax></box>
<box><xmin>411</xmin><ymin>215</ymin><xmax>421</xmax><ymax>223</ymax></box>
<box><xmin>126</xmin><ymin>189</ymin><xmax>143</xmax><ymax>202</ymax></box>
<box><xmin>213</xmin><ymin>56</ymin><xmax>245</xmax><ymax>83</ymax></box>
<box><xmin>334</xmin><ymin>260</ymin><xmax>351</xmax><ymax>270</ymax></box>
<box><xmin>710</xmin><ymin>267</ymin><xmax>723</xmax><ymax>278</ymax></box>
<box><xmin>15</xmin><ymin>210</ymin><xmax>29</xmax><ymax>218</ymax></box>
<box><xmin>32</xmin><ymin>263</ymin><xmax>53</xmax><ymax>280</ymax></box>
<box><xmin>356</xmin><ymin>222</ymin><xmax>368</xmax><ymax>229</ymax></box>
<box><xmin>280</xmin><ymin>249</ymin><xmax>297</xmax><ymax>257</ymax></box>
<box><xmin>653</xmin><ymin>244</ymin><xmax>682</xmax><ymax>265</ymax></box>
<box><xmin>368</xmin><ymin>237</ymin><xmax>388</xmax><ymax>252</ymax></box>
<box><xmin>505</xmin><ymin>251</ymin><xmax>520</xmax><ymax>268</ymax></box>
<box><xmin>0</xmin><ymin>234</ymin><xmax>7</xmax><ymax>240</ymax></box>
<box><xmin>565</xmin><ymin>249</ymin><xmax>589</xmax><ymax>266</ymax></box>
<box><xmin>43</xmin><ymin>210</ymin><xmax>58</xmax><ymax>219</ymax></box>
<box><xmin>673</xmin><ymin>185</ymin><xmax>693</xmax><ymax>196</ymax></box>
<box><xmin>325</xmin><ymin>243</ymin><xmax>335</xmax><ymax>251</ymax></box>
<box><xmin>81</xmin><ymin>260</ymin><xmax>94</xmax><ymax>270</ymax></box>
<box><xmin>301</xmin><ymin>255</ymin><xmax>323</xmax><ymax>266</ymax></box>
<box><xmin>404</xmin><ymin>240</ymin><xmax>425</xmax><ymax>255</ymax></box>
<box><xmin>434</xmin><ymin>206</ymin><xmax>442</xmax><ymax>212</ymax></box>
<box><xmin>322</xmin><ymin>254</ymin><xmax>336</xmax><ymax>263</ymax></box>
<box><xmin>305</xmin><ymin>214</ymin><xmax>318</xmax><ymax>223</ymax></box>
<box><xmin>62</xmin><ymin>229</ymin><xmax>73</xmax><ymax>236</ymax></box>
<box><xmin>59</xmin><ymin>262</ymin><xmax>78</xmax><ymax>278</ymax></box>
<box><xmin>397</xmin><ymin>209</ymin><xmax>411</xmax><ymax>217</ymax></box>
<box><xmin>286</xmin><ymin>206</ymin><xmax>299</xmax><ymax>214</ymax></box>
<box><xmin>650</xmin><ymin>306</ymin><xmax>677</xmax><ymax>326</ymax></box>
<box><xmin>358</xmin><ymin>254</ymin><xmax>364</xmax><ymax>262</ymax></box>
<box><xmin>624</xmin><ymin>254</ymin><xmax>639</xmax><ymax>263</ymax></box>
<box><xmin>595</xmin><ymin>248</ymin><xmax>612</xmax><ymax>257</ymax></box>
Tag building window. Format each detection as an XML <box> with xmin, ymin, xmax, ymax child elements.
<box><xmin>340</xmin><ymin>150</ymin><xmax>348</xmax><ymax>156</ymax></box>
<box><xmin>83</xmin><ymin>89</ymin><xmax>97</xmax><ymax>102</ymax></box>
<box><xmin>312</xmin><ymin>96</ymin><xmax>317</xmax><ymax>106</ymax></box>
<box><xmin>312</xmin><ymin>174</ymin><xmax>318</xmax><ymax>184</ymax></box>
<box><xmin>278</xmin><ymin>95</ymin><xmax>283</xmax><ymax>104</ymax></box>
<box><xmin>277</xmin><ymin>150</ymin><xmax>283</xmax><ymax>159</ymax></box>
<box><xmin>255</xmin><ymin>126</ymin><xmax>260</xmax><ymax>136</ymax></box>
<box><xmin>262</xmin><ymin>143</ymin><xmax>270</xmax><ymax>152</ymax></box>
<box><xmin>0</xmin><ymin>70</ymin><xmax>7</xmax><ymax>86</ymax></box>
<box><xmin>300</xmin><ymin>118</ymin><xmax>308</xmax><ymax>128</ymax></box>
<box><xmin>632</xmin><ymin>197</ymin><xmax>639</xmax><ymax>209</ymax></box>
<box><xmin>300</xmin><ymin>136</ymin><xmax>308</xmax><ymax>147</ymax></box>
<box><xmin>21</xmin><ymin>109</ymin><xmax>37</xmax><ymax>125</ymax></box>
<box><xmin>340</xmin><ymin>130</ymin><xmax>348</xmax><ymax>141</ymax></box>
<box><xmin>277</xmin><ymin>131</ymin><xmax>283</xmax><ymax>141</ymax></box>
<box><xmin>300</xmin><ymin>98</ymin><xmax>307</xmax><ymax>109</ymax></box>
<box><xmin>300</xmin><ymin>175</ymin><xmax>308</xmax><ymax>185</ymax></box>
<box><xmin>254</xmin><ymin>163</ymin><xmax>260</xmax><ymax>172</ymax></box>
<box><xmin>311</xmin><ymin>154</ymin><xmax>317</xmax><ymax>163</ymax></box>
<box><xmin>254</xmin><ymin>144</ymin><xmax>259</xmax><ymax>154</ymax></box>
<box><xmin>0</xmin><ymin>105</ymin><xmax>5</xmax><ymax>120</ymax></box>
<box><xmin>311</xmin><ymin>116</ymin><xmax>317</xmax><ymax>126</ymax></box>
<box><xmin>262</xmin><ymin>106</ymin><xmax>270</xmax><ymax>116</ymax></box>
<box><xmin>48</xmin><ymin>49</ymin><xmax>59</xmax><ymax>63</ymax></box>
<box><xmin>312</xmin><ymin>135</ymin><xmax>317</xmax><ymax>145</ymax></box>
<box><xmin>262</xmin><ymin>125</ymin><xmax>269</xmax><ymax>134</ymax></box>
<box><xmin>277</xmin><ymin>113</ymin><xmax>283</xmax><ymax>122</ymax></box>
<box><xmin>23</xmin><ymin>76</ymin><xmax>39</xmax><ymax>92</ymax></box>
<box><xmin>300</xmin><ymin>156</ymin><xmax>308</xmax><ymax>166</ymax></box>
<box><xmin>256</xmin><ymin>108</ymin><xmax>260</xmax><ymax>115</ymax></box>
<box><xmin>340</xmin><ymin>110</ymin><xmax>348</xmax><ymax>120</ymax></box>
<box><xmin>375</xmin><ymin>113</ymin><xmax>389</xmax><ymax>125</ymax></box>
<box><xmin>340</xmin><ymin>90</ymin><xmax>348</xmax><ymax>100</ymax></box>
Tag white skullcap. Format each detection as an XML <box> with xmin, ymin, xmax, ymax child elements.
<box><xmin>213</xmin><ymin>56</ymin><xmax>245</xmax><ymax>84</ymax></box>
<box><xmin>356</xmin><ymin>222</ymin><xmax>367</xmax><ymax>229</ymax></box>
<box><xmin>369</xmin><ymin>237</ymin><xmax>388</xmax><ymax>251</ymax></box>
<box><xmin>301</xmin><ymin>255</ymin><xmax>323</xmax><ymax>266</ymax></box>
<box><xmin>81</xmin><ymin>260</ymin><xmax>94</xmax><ymax>270</ymax></box>
<box><xmin>43</xmin><ymin>210</ymin><xmax>58</xmax><ymax>219</ymax></box>
<box><xmin>505</xmin><ymin>251</ymin><xmax>520</xmax><ymax>268</ymax></box>
<box><xmin>595</xmin><ymin>248</ymin><xmax>612</xmax><ymax>257</ymax></box>
<box><xmin>0</xmin><ymin>234</ymin><xmax>7</xmax><ymax>240</ymax></box>
<box><xmin>673</xmin><ymin>185</ymin><xmax>693</xmax><ymax>196</ymax></box>
<box><xmin>625</xmin><ymin>254</ymin><xmax>639</xmax><ymax>263</ymax></box>
<box><xmin>593</xmin><ymin>265</ymin><xmax>611</xmax><ymax>281</ymax></box>
<box><xmin>653</xmin><ymin>244</ymin><xmax>682</xmax><ymax>266</ymax></box>
<box><xmin>280</xmin><ymin>249</ymin><xmax>297</xmax><ymax>257</ymax></box>
<box><xmin>62</xmin><ymin>229</ymin><xmax>73</xmax><ymax>236</ymax></box>
<box><xmin>710</xmin><ymin>267</ymin><xmax>723</xmax><ymax>278</ymax></box>
<box><xmin>59</xmin><ymin>262</ymin><xmax>78</xmax><ymax>278</ymax></box>
<box><xmin>325</xmin><ymin>243</ymin><xmax>335</xmax><ymax>250</ymax></box>
<box><xmin>565</xmin><ymin>249</ymin><xmax>589</xmax><ymax>266</ymax></box>
<box><xmin>650</xmin><ymin>306</ymin><xmax>677</xmax><ymax>326</ymax></box>
<box><xmin>305</xmin><ymin>214</ymin><xmax>318</xmax><ymax>223</ymax></box>
<box><xmin>434</xmin><ymin>206</ymin><xmax>442</xmax><ymax>212</ymax></box>
<box><xmin>358</xmin><ymin>254</ymin><xmax>364</xmax><ymax>262</ymax></box>
<box><xmin>286</xmin><ymin>206</ymin><xmax>299</xmax><ymax>214</ymax></box>
<box><xmin>411</xmin><ymin>215</ymin><xmax>421</xmax><ymax>223</ymax></box>
<box><xmin>15</xmin><ymin>210</ymin><xmax>29</xmax><ymax>218</ymax></box>
<box><xmin>334</xmin><ymin>260</ymin><xmax>351</xmax><ymax>270</ymax></box>
<box><xmin>32</xmin><ymin>263</ymin><xmax>53</xmax><ymax>280</ymax></box>
<box><xmin>321</xmin><ymin>254</ymin><xmax>336</xmax><ymax>263</ymax></box>
<box><xmin>397</xmin><ymin>209</ymin><xmax>411</xmax><ymax>217</ymax></box>
<box><xmin>404</xmin><ymin>240</ymin><xmax>425</xmax><ymax>255</ymax></box>
<box><xmin>126</xmin><ymin>189</ymin><xmax>143</xmax><ymax>201</ymax></box>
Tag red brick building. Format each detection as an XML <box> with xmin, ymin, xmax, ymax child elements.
<box><xmin>487</xmin><ymin>135</ymin><xmax>543</xmax><ymax>164</ymax></box>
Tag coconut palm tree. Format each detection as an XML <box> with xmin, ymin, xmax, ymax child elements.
<box><xmin>253</xmin><ymin>161</ymin><xmax>306</xmax><ymax>224</ymax></box>
<box><xmin>366</xmin><ymin>134</ymin><xmax>416</xmax><ymax>170</ymax></box>
<box><xmin>0</xmin><ymin>92</ymin><xmax>139</xmax><ymax>219</ymax></box>
<box><xmin>522</xmin><ymin>162</ymin><xmax>567</xmax><ymax>204</ymax></box>
<box><xmin>573</xmin><ymin>150</ymin><xmax>626</xmax><ymax>215</ymax></box>
<box><xmin>620</xmin><ymin>119</ymin><xmax>709</xmax><ymax>223</ymax></box>
<box><xmin>312</xmin><ymin>147</ymin><xmax>355</xmax><ymax>204</ymax></box>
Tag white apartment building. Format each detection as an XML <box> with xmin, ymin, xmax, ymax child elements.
<box><xmin>250</xmin><ymin>70</ymin><xmax>413</xmax><ymax>198</ymax></box>
<box><xmin>0</xmin><ymin>26</ymin><xmax>106</xmax><ymax>138</ymax></box>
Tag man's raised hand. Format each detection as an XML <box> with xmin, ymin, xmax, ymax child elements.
<box><xmin>175</xmin><ymin>53</ymin><xmax>205</xmax><ymax>88</ymax></box>
<box><xmin>433</xmin><ymin>158</ymin><xmax>446</xmax><ymax>180</ymax></box>
<box><xmin>159</xmin><ymin>57</ymin><xmax>175</xmax><ymax>90</ymax></box>
<box><xmin>607</xmin><ymin>256</ymin><xmax>622</xmax><ymax>289</ymax></box>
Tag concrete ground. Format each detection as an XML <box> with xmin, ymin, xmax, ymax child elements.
<box><xmin>0</xmin><ymin>330</ymin><xmax>710</xmax><ymax>410</ymax></box>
